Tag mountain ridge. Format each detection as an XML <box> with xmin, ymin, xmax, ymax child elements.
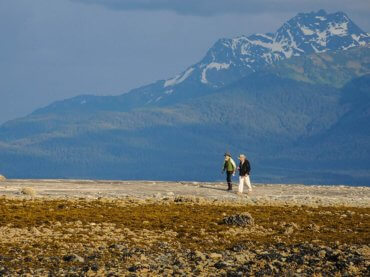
<box><xmin>26</xmin><ymin>10</ymin><xmax>370</xmax><ymax>116</ymax></box>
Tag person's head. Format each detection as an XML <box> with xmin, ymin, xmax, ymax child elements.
<box><xmin>238</xmin><ymin>154</ymin><xmax>246</xmax><ymax>162</ymax></box>
<box><xmin>224</xmin><ymin>152</ymin><xmax>231</xmax><ymax>160</ymax></box>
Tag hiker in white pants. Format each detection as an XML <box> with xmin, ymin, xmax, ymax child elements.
<box><xmin>239</xmin><ymin>174</ymin><xmax>252</xmax><ymax>193</ymax></box>
<box><xmin>237</xmin><ymin>154</ymin><xmax>252</xmax><ymax>194</ymax></box>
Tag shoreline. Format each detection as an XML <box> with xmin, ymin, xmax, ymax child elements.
<box><xmin>3</xmin><ymin>178</ymin><xmax>370</xmax><ymax>187</ymax></box>
<box><xmin>0</xmin><ymin>179</ymin><xmax>369</xmax><ymax>207</ymax></box>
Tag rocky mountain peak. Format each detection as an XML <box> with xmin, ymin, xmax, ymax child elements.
<box><xmin>162</xmin><ymin>10</ymin><xmax>369</xmax><ymax>90</ymax></box>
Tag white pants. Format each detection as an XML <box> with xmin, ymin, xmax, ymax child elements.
<box><xmin>239</xmin><ymin>175</ymin><xmax>252</xmax><ymax>193</ymax></box>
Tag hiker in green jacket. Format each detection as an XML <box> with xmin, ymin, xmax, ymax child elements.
<box><xmin>222</xmin><ymin>152</ymin><xmax>236</xmax><ymax>191</ymax></box>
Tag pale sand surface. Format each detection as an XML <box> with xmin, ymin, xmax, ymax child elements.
<box><xmin>0</xmin><ymin>179</ymin><xmax>369</xmax><ymax>207</ymax></box>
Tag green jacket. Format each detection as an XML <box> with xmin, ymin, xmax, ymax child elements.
<box><xmin>223</xmin><ymin>158</ymin><xmax>236</xmax><ymax>172</ymax></box>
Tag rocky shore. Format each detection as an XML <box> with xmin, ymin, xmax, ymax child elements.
<box><xmin>0</xmin><ymin>180</ymin><xmax>369</xmax><ymax>276</ymax></box>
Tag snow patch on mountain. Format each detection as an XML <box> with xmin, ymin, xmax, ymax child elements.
<box><xmin>300</xmin><ymin>26</ymin><xmax>315</xmax><ymax>35</ymax></box>
<box><xmin>328</xmin><ymin>22</ymin><xmax>348</xmax><ymax>36</ymax></box>
<box><xmin>201</xmin><ymin>62</ymin><xmax>231</xmax><ymax>84</ymax></box>
<box><xmin>164</xmin><ymin>67</ymin><xmax>194</xmax><ymax>87</ymax></box>
<box><xmin>351</xmin><ymin>34</ymin><xmax>369</xmax><ymax>46</ymax></box>
<box><xmin>316</xmin><ymin>30</ymin><xmax>328</xmax><ymax>48</ymax></box>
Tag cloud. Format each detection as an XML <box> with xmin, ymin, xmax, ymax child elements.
<box><xmin>72</xmin><ymin>0</ymin><xmax>370</xmax><ymax>16</ymax></box>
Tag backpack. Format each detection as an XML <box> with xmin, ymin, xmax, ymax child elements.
<box><xmin>230</xmin><ymin>158</ymin><xmax>236</xmax><ymax>171</ymax></box>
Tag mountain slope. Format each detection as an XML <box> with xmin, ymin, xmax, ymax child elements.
<box><xmin>269</xmin><ymin>46</ymin><xmax>370</xmax><ymax>87</ymax></box>
<box><xmin>263</xmin><ymin>75</ymin><xmax>370</xmax><ymax>184</ymax></box>
<box><xmin>0</xmin><ymin>72</ymin><xmax>368</xmax><ymax>184</ymax></box>
<box><xmin>0</xmin><ymin>72</ymin><xmax>343</xmax><ymax>181</ymax></box>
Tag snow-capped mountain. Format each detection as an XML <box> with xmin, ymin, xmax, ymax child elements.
<box><xmin>32</xmin><ymin>10</ymin><xmax>370</xmax><ymax>115</ymax></box>
<box><xmin>163</xmin><ymin>9</ymin><xmax>369</xmax><ymax>90</ymax></box>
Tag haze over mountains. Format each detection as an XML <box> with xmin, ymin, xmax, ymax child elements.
<box><xmin>1</xmin><ymin>10</ymin><xmax>369</xmax><ymax>185</ymax></box>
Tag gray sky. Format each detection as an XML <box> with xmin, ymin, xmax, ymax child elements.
<box><xmin>1</xmin><ymin>0</ymin><xmax>369</xmax><ymax>124</ymax></box>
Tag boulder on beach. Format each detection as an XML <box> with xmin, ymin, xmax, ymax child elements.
<box><xmin>0</xmin><ymin>175</ymin><xmax>6</xmax><ymax>182</ymax></box>
<box><xmin>223</xmin><ymin>212</ymin><xmax>255</xmax><ymax>227</ymax></box>
<box><xmin>21</xmin><ymin>187</ymin><xmax>36</xmax><ymax>197</ymax></box>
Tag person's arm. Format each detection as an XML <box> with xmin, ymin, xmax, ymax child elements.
<box><xmin>222</xmin><ymin>161</ymin><xmax>226</xmax><ymax>173</ymax></box>
<box><xmin>246</xmin><ymin>160</ymin><xmax>251</xmax><ymax>174</ymax></box>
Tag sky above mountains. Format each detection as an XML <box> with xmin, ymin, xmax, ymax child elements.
<box><xmin>1</xmin><ymin>0</ymin><xmax>369</xmax><ymax>123</ymax></box>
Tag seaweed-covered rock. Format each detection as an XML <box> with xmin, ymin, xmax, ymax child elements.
<box><xmin>223</xmin><ymin>212</ymin><xmax>254</xmax><ymax>227</ymax></box>
<box><xmin>128</xmin><ymin>265</ymin><xmax>140</xmax><ymax>272</ymax></box>
<box><xmin>308</xmin><ymin>223</ymin><xmax>320</xmax><ymax>232</ymax></box>
<box><xmin>229</xmin><ymin>243</ymin><xmax>247</xmax><ymax>252</ymax></box>
<box><xmin>62</xmin><ymin>254</ymin><xmax>84</xmax><ymax>263</ymax></box>
<box><xmin>214</xmin><ymin>261</ymin><xmax>228</xmax><ymax>269</ymax></box>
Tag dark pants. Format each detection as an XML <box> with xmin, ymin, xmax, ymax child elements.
<box><xmin>226</xmin><ymin>171</ymin><xmax>233</xmax><ymax>190</ymax></box>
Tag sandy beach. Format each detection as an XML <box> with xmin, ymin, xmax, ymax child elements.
<box><xmin>1</xmin><ymin>179</ymin><xmax>369</xmax><ymax>207</ymax></box>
